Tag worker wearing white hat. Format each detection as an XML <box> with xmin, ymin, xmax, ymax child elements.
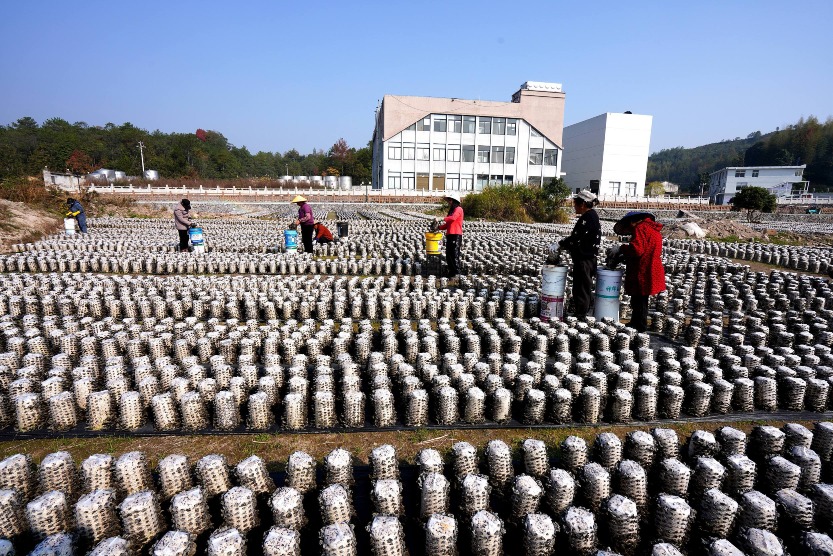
<box><xmin>558</xmin><ymin>190</ymin><xmax>601</xmax><ymax>318</ymax></box>
<box><xmin>437</xmin><ymin>192</ymin><xmax>464</xmax><ymax>284</ymax></box>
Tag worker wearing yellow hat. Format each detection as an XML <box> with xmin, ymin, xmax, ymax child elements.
<box><xmin>290</xmin><ymin>195</ymin><xmax>315</xmax><ymax>253</ymax></box>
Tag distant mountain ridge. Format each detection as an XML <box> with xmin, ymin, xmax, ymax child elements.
<box><xmin>647</xmin><ymin>116</ymin><xmax>833</xmax><ymax>193</ymax></box>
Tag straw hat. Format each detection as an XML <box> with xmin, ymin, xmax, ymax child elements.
<box><xmin>573</xmin><ymin>190</ymin><xmax>598</xmax><ymax>203</ymax></box>
<box><xmin>444</xmin><ymin>192</ymin><xmax>461</xmax><ymax>203</ymax></box>
<box><xmin>290</xmin><ymin>195</ymin><xmax>307</xmax><ymax>203</ymax></box>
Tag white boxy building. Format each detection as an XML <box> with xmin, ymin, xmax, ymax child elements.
<box><xmin>708</xmin><ymin>165</ymin><xmax>808</xmax><ymax>204</ymax></box>
<box><xmin>371</xmin><ymin>82</ymin><xmax>566</xmax><ymax>192</ymax></box>
<box><xmin>561</xmin><ymin>112</ymin><xmax>653</xmax><ymax>197</ymax></box>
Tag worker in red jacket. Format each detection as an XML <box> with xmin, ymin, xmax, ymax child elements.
<box><xmin>313</xmin><ymin>222</ymin><xmax>334</xmax><ymax>244</ymax></box>
<box><xmin>437</xmin><ymin>192</ymin><xmax>464</xmax><ymax>284</ymax></box>
<box><xmin>612</xmin><ymin>211</ymin><xmax>666</xmax><ymax>332</ymax></box>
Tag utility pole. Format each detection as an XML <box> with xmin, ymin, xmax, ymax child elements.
<box><xmin>286</xmin><ymin>164</ymin><xmax>289</xmax><ymax>176</ymax></box>
<box><xmin>138</xmin><ymin>141</ymin><xmax>146</xmax><ymax>174</ymax></box>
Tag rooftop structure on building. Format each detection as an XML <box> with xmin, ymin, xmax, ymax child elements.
<box><xmin>371</xmin><ymin>81</ymin><xmax>566</xmax><ymax>192</ymax></box>
<box><xmin>708</xmin><ymin>165</ymin><xmax>807</xmax><ymax>204</ymax></box>
<box><xmin>561</xmin><ymin>112</ymin><xmax>653</xmax><ymax>198</ymax></box>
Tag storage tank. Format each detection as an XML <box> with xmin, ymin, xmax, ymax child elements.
<box><xmin>295</xmin><ymin>176</ymin><xmax>308</xmax><ymax>182</ymax></box>
<box><xmin>324</xmin><ymin>176</ymin><xmax>338</xmax><ymax>188</ymax></box>
<box><xmin>311</xmin><ymin>176</ymin><xmax>324</xmax><ymax>186</ymax></box>
<box><xmin>338</xmin><ymin>176</ymin><xmax>352</xmax><ymax>190</ymax></box>
<box><xmin>114</xmin><ymin>171</ymin><xmax>127</xmax><ymax>182</ymax></box>
<box><xmin>143</xmin><ymin>170</ymin><xmax>160</xmax><ymax>181</ymax></box>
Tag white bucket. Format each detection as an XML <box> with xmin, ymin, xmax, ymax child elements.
<box><xmin>63</xmin><ymin>218</ymin><xmax>76</xmax><ymax>236</ymax></box>
<box><xmin>540</xmin><ymin>265</ymin><xmax>568</xmax><ymax>322</ymax></box>
<box><xmin>594</xmin><ymin>268</ymin><xmax>624</xmax><ymax>321</ymax></box>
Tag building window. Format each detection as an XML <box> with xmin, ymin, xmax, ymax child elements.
<box><xmin>504</xmin><ymin>175</ymin><xmax>514</xmax><ymax>183</ymax></box>
<box><xmin>506</xmin><ymin>119</ymin><xmax>517</xmax><ymax>135</ymax></box>
<box><xmin>752</xmin><ymin>170</ymin><xmax>759</xmax><ymax>177</ymax></box>
<box><xmin>736</xmin><ymin>182</ymin><xmax>748</xmax><ymax>187</ymax></box>
<box><xmin>402</xmin><ymin>173</ymin><xmax>415</xmax><ymax>189</ymax></box>
<box><xmin>610</xmin><ymin>181</ymin><xmax>621</xmax><ymax>195</ymax></box>
<box><xmin>433</xmin><ymin>145</ymin><xmax>446</xmax><ymax>161</ymax></box>
<box><xmin>416</xmin><ymin>173</ymin><xmax>429</xmax><ymax>190</ymax></box>
<box><xmin>626</xmin><ymin>182</ymin><xmax>637</xmax><ymax>196</ymax></box>
<box><xmin>477</xmin><ymin>146</ymin><xmax>490</xmax><ymax>163</ymax></box>
<box><xmin>529</xmin><ymin>148</ymin><xmax>543</xmax><ymax>165</ymax></box>
<box><xmin>478</xmin><ymin>117</ymin><xmax>492</xmax><ymax>134</ymax></box>
<box><xmin>447</xmin><ymin>173</ymin><xmax>460</xmax><ymax>189</ymax></box>
<box><xmin>490</xmin><ymin>175</ymin><xmax>503</xmax><ymax>186</ymax></box>
<box><xmin>530</xmin><ymin>127</ymin><xmax>542</xmax><ymax>138</ymax></box>
<box><xmin>528</xmin><ymin>176</ymin><xmax>542</xmax><ymax>186</ymax></box>
<box><xmin>447</xmin><ymin>145</ymin><xmax>461</xmax><ymax>162</ymax></box>
<box><xmin>505</xmin><ymin>147</ymin><xmax>515</xmax><ymax>164</ymax></box>
<box><xmin>477</xmin><ymin>174</ymin><xmax>489</xmax><ymax>188</ymax></box>
<box><xmin>795</xmin><ymin>170</ymin><xmax>802</xmax><ymax>176</ymax></box>
<box><xmin>492</xmin><ymin>118</ymin><xmax>505</xmax><ymax>135</ymax></box>
<box><xmin>417</xmin><ymin>117</ymin><xmax>431</xmax><ymax>131</ymax></box>
<box><xmin>462</xmin><ymin>145</ymin><xmax>475</xmax><ymax>162</ymax></box>
<box><xmin>448</xmin><ymin>115</ymin><xmax>462</xmax><ymax>133</ymax></box>
<box><xmin>544</xmin><ymin>149</ymin><xmax>558</xmax><ymax>166</ymax></box>
<box><xmin>461</xmin><ymin>174</ymin><xmax>474</xmax><ymax>190</ymax></box>
<box><xmin>433</xmin><ymin>115</ymin><xmax>447</xmax><ymax>132</ymax></box>
<box><xmin>388</xmin><ymin>173</ymin><xmax>401</xmax><ymax>188</ymax></box>
<box><xmin>463</xmin><ymin>116</ymin><xmax>476</xmax><ymax>134</ymax></box>
<box><xmin>735</xmin><ymin>170</ymin><xmax>746</xmax><ymax>177</ymax></box>
<box><xmin>405</xmin><ymin>123</ymin><xmax>416</xmax><ymax>131</ymax></box>
<box><xmin>491</xmin><ymin>146</ymin><xmax>504</xmax><ymax>164</ymax></box>
<box><xmin>388</xmin><ymin>146</ymin><xmax>401</xmax><ymax>160</ymax></box>
<box><xmin>417</xmin><ymin>144</ymin><xmax>430</xmax><ymax>161</ymax></box>
<box><xmin>403</xmin><ymin>144</ymin><xmax>415</xmax><ymax>160</ymax></box>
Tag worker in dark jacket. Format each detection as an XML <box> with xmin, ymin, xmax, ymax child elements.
<box><xmin>612</xmin><ymin>211</ymin><xmax>667</xmax><ymax>332</ymax></box>
<box><xmin>174</xmin><ymin>198</ymin><xmax>192</xmax><ymax>252</ymax></box>
<box><xmin>66</xmin><ymin>198</ymin><xmax>87</xmax><ymax>233</ymax></box>
<box><xmin>438</xmin><ymin>192</ymin><xmax>464</xmax><ymax>284</ymax></box>
<box><xmin>558</xmin><ymin>190</ymin><xmax>601</xmax><ymax>318</ymax></box>
<box><xmin>313</xmin><ymin>222</ymin><xmax>334</xmax><ymax>244</ymax></box>
<box><xmin>291</xmin><ymin>195</ymin><xmax>315</xmax><ymax>253</ymax></box>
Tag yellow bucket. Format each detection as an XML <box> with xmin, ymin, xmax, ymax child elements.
<box><xmin>425</xmin><ymin>232</ymin><xmax>443</xmax><ymax>255</ymax></box>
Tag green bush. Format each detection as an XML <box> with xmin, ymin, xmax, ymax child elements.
<box><xmin>462</xmin><ymin>179</ymin><xmax>570</xmax><ymax>223</ymax></box>
<box><xmin>730</xmin><ymin>186</ymin><xmax>777</xmax><ymax>222</ymax></box>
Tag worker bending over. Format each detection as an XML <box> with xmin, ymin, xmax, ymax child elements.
<box><xmin>558</xmin><ymin>190</ymin><xmax>601</xmax><ymax>319</ymax></box>
<box><xmin>313</xmin><ymin>222</ymin><xmax>333</xmax><ymax>244</ymax></box>
<box><xmin>611</xmin><ymin>211</ymin><xmax>666</xmax><ymax>332</ymax></box>
<box><xmin>66</xmin><ymin>198</ymin><xmax>87</xmax><ymax>233</ymax></box>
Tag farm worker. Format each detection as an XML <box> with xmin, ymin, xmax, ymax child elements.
<box><xmin>612</xmin><ymin>211</ymin><xmax>666</xmax><ymax>332</ymax></box>
<box><xmin>313</xmin><ymin>222</ymin><xmax>334</xmax><ymax>244</ymax></box>
<box><xmin>174</xmin><ymin>198</ymin><xmax>192</xmax><ymax>252</ymax></box>
<box><xmin>65</xmin><ymin>198</ymin><xmax>87</xmax><ymax>233</ymax></box>
<box><xmin>291</xmin><ymin>195</ymin><xmax>315</xmax><ymax>253</ymax></box>
<box><xmin>437</xmin><ymin>192</ymin><xmax>464</xmax><ymax>284</ymax></box>
<box><xmin>558</xmin><ymin>190</ymin><xmax>601</xmax><ymax>319</ymax></box>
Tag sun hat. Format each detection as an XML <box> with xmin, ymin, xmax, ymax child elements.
<box><xmin>573</xmin><ymin>190</ymin><xmax>598</xmax><ymax>203</ymax></box>
<box><xmin>613</xmin><ymin>211</ymin><xmax>655</xmax><ymax>235</ymax></box>
<box><xmin>290</xmin><ymin>195</ymin><xmax>307</xmax><ymax>203</ymax></box>
<box><xmin>444</xmin><ymin>192</ymin><xmax>461</xmax><ymax>203</ymax></box>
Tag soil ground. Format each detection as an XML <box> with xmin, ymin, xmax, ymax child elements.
<box><xmin>0</xmin><ymin>418</ymin><xmax>814</xmax><ymax>470</ymax></box>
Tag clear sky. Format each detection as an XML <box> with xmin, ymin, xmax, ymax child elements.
<box><xmin>1</xmin><ymin>0</ymin><xmax>831</xmax><ymax>155</ymax></box>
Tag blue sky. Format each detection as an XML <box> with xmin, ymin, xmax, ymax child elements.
<box><xmin>1</xmin><ymin>0</ymin><xmax>831</xmax><ymax>155</ymax></box>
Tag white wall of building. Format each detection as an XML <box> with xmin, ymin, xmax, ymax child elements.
<box><xmin>562</xmin><ymin>112</ymin><xmax>652</xmax><ymax>196</ymax></box>
<box><xmin>708</xmin><ymin>165</ymin><xmax>806</xmax><ymax>204</ymax></box>
<box><xmin>378</xmin><ymin>114</ymin><xmax>561</xmax><ymax>191</ymax></box>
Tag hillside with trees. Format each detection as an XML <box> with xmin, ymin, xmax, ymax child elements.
<box><xmin>648</xmin><ymin>116</ymin><xmax>833</xmax><ymax>193</ymax></box>
<box><xmin>0</xmin><ymin>117</ymin><xmax>372</xmax><ymax>183</ymax></box>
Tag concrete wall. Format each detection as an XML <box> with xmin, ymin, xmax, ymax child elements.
<box><xmin>562</xmin><ymin>113</ymin><xmax>652</xmax><ymax>197</ymax></box>
<box><xmin>42</xmin><ymin>169</ymin><xmax>84</xmax><ymax>193</ymax></box>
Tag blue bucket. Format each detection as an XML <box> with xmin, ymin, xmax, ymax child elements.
<box><xmin>284</xmin><ymin>229</ymin><xmax>298</xmax><ymax>252</ymax></box>
<box><xmin>188</xmin><ymin>227</ymin><xmax>204</xmax><ymax>247</ymax></box>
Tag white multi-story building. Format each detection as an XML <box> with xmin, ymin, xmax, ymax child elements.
<box><xmin>371</xmin><ymin>82</ymin><xmax>566</xmax><ymax>192</ymax></box>
<box><xmin>708</xmin><ymin>165</ymin><xmax>807</xmax><ymax>204</ymax></box>
<box><xmin>561</xmin><ymin>112</ymin><xmax>653</xmax><ymax>197</ymax></box>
